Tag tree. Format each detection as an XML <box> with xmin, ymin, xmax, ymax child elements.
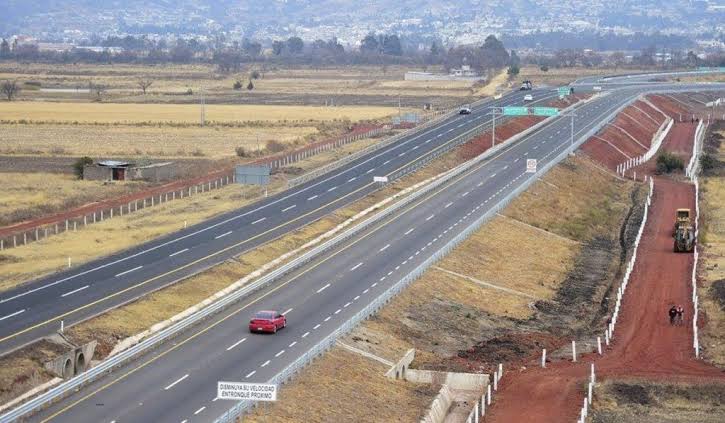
<box><xmin>73</xmin><ymin>156</ymin><xmax>94</xmax><ymax>179</ymax></box>
<box><xmin>88</xmin><ymin>81</ymin><xmax>106</xmax><ymax>101</ymax></box>
<box><xmin>1</xmin><ymin>80</ymin><xmax>20</xmax><ymax>101</ymax></box>
<box><xmin>0</xmin><ymin>39</ymin><xmax>9</xmax><ymax>58</ymax></box>
<box><xmin>247</xmin><ymin>80</ymin><xmax>254</xmax><ymax>90</ymax></box>
<box><xmin>509</xmin><ymin>50</ymin><xmax>520</xmax><ymax>67</ymax></box>
<box><xmin>250</xmin><ymin>70</ymin><xmax>261</xmax><ymax>80</ymax></box>
<box><xmin>286</xmin><ymin>37</ymin><xmax>304</xmax><ymax>54</ymax></box>
<box><xmin>507</xmin><ymin>65</ymin><xmax>520</xmax><ymax>77</ymax></box>
<box><xmin>360</xmin><ymin>34</ymin><xmax>379</xmax><ymax>53</ymax></box>
<box><xmin>540</xmin><ymin>65</ymin><xmax>549</xmax><ymax>72</ymax></box>
<box><xmin>242</xmin><ymin>39</ymin><xmax>262</xmax><ymax>57</ymax></box>
<box><xmin>609</xmin><ymin>52</ymin><xmax>626</xmax><ymax>69</ymax></box>
<box><xmin>478</xmin><ymin>35</ymin><xmax>510</xmax><ymax>70</ymax></box>
<box><xmin>137</xmin><ymin>78</ymin><xmax>153</xmax><ymax>94</ymax></box>
<box><xmin>272</xmin><ymin>41</ymin><xmax>284</xmax><ymax>56</ymax></box>
<box><xmin>233</xmin><ymin>80</ymin><xmax>243</xmax><ymax>90</ymax></box>
<box><xmin>381</xmin><ymin>34</ymin><xmax>402</xmax><ymax>56</ymax></box>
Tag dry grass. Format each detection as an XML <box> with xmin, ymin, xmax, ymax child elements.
<box><xmin>242</xmin><ymin>348</ymin><xmax>437</xmax><ymax>423</ymax></box>
<box><xmin>0</xmin><ymin>124</ymin><xmax>319</xmax><ymax>158</ymax></box>
<box><xmin>474</xmin><ymin>69</ymin><xmax>508</xmax><ymax>96</ymax></box>
<box><xmin>0</xmin><ymin>340</ymin><xmax>63</xmax><ymax>404</ymax></box>
<box><xmin>591</xmin><ymin>379</ymin><xmax>725</xmax><ymax>423</ymax></box>
<box><xmin>512</xmin><ymin>66</ymin><xmax>655</xmax><ymax>87</ymax></box>
<box><xmin>700</xmin><ymin>133</ymin><xmax>725</xmax><ymax>368</ymax></box>
<box><xmin>0</xmin><ymin>102</ymin><xmax>400</xmax><ymax>124</ymax></box>
<box><xmin>0</xmin><ymin>173</ymin><xmax>150</xmax><ymax>226</ymax></box>
<box><xmin>505</xmin><ymin>156</ymin><xmax>636</xmax><ymax>242</ymax></box>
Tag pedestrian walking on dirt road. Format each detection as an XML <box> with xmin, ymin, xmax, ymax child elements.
<box><xmin>676</xmin><ymin>305</ymin><xmax>685</xmax><ymax>325</ymax></box>
<box><xmin>669</xmin><ymin>305</ymin><xmax>678</xmax><ymax>325</ymax></box>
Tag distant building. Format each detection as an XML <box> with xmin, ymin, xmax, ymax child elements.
<box><xmin>83</xmin><ymin>160</ymin><xmax>176</xmax><ymax>182</ymax></box>
<box><xmin>404</xmin><ymin>65</ymin><xmax>484</xmax><ymax>82</ymax></box>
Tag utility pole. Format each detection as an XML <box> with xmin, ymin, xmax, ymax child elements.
<box><xmin>398</xmin><ymin>93</ymin><xmax>402</xmax><ymax>122</ymax></box>
<box><xmin>492</xmin><ymin>108</ymin><xmax>497</xmax><ymax>148</ymax></box>
<box><xmin>200</xmin><ymin>88</ymin><xmax>206</xmax><ymax>127</ymax></box>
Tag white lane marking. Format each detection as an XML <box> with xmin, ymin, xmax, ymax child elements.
<box><xmin>215</xmin><ymin>231</ymin><xmax>232</xmax><ymax>239</ymax></box>
<box><xmin>380</xmin><ymin>276</ymin><xmax>386</xmax><ymax>281</ymax></box>
<box><xmin>366</xmin><ymin>168</ymin><xmax>376</xmax><ymax>174</ymax></box>
<box><xmin>327</xmin><ymin>186</ymin><xmax>337</xmax><ymax>192</ymax></box>
<box><xmin>314</xmin><ymin>324</ymin><xmax>321</xmax><ymax>329</ymax></box>
<box><xmin>212</xmin><ymin>397</ymin><xmax>219</xmax><ymax>402</ymax></box>
<box><xmin>181</xmin><ymin>420</ymin><xmax>187</xmax><ymax>423</ymax></box>
<box><xmin>169</xmin><ymin>248</ymin><xmax>189</xmax><ymax>257</ymax></box>
<box><xmin>246</xmin><ymin>371</ymin><xmax>256</xmax><ymax>378</ymax></box>
<box><xmin>302</xmin><ymin>331</ymin><xmax>310</xmax><ymax>338</ymax></box>
<box><xmin>503</xmin><ymin>165</ymin><xmax>509</xmax><ymax>170</ymax></box>
<box><xmin>289</xmin><ymin>341</ymin><xmax>297</xmax><ymax>347</ymax></box>
<box><xmin>412</xmin><ymin>145</ymin><xmax>419</xmax><ymax>150</ymax></box>
<box><xmin>398</xmin><ymin>152</ymin><xmax>406</xmax><ymax>157</ymax></box>
<box><xmin>402</xmin><ymin>261</ymin><xmax>407</xmax><ymax>265</ymax></box>
<box><xmin>275</xmin><ymin>350</ymin><xmax>285</xmax><ymax>357</ymax></box>
<box><xmin>282</xmin><ymin>308</ymin><xmax>293</xmax><ymax>315</ymax></box>
<box><xmin>61</xmin><ymin>285</ymin><xmax>89</xmax><ymax>298</ymax></box>
<box><xmin>164</xmin><ymin>374</ymin><xmax>189</xmax><ymax>390</ymax></box>
<box><xmin>194</xmin><ymin>407</ymin><xmax>206</xmax><ymax>415</ymax></box>
<box><xmin>363</xmin><ymin>289</ymin><xmax>369</xmax><ymax>294</ymax></box>
<box><xmin>425</xmin><ymin>139</ymin><xmax>431</xmax><ymax>143</ymax></box>
<box><xmin>490</xmin><ymin>173</ymin><xmax>497</xmax><ymax>178</ymax></box>
<box><xmin>115</xmin><ymin>266</ymin><xmax>142</xmax><ymax>278</ymax></box>
<box><xmin>324</xmin><ymin>316</ymin><xmax>331</xmax><ymax>322</ymax></box>
<box><xmin>317</xmin><ymin>283</ymin><xmax>331</xmax><ymax>293</ymax></box>
<box><xmin>477</xmin><ymin>182</ymin><xmax>484</xmax><ymax>187</ymax></box>
<box><xmin>282</xmin><ymin>204</ymin><xmax>296</xmax><ymax>212</ymax></box>
<box><xmin>404</xmin><ymin>228</ymin><xmax>415</xmax><ymax>235</ymax></box>
<box><xmin>0</xmin><ymin>309</ymin><xmax>25</xmax><ymax>321</ymax></box>
<box><xmin>395</xmin><ymin>266</ymin><xmax>400</xmax><ymax>270</ymax></box>
<box><xmin>462</xmin><ymin>191</ymin><xmax>469</xmax><ymax>197</ymax></box>
<box><xmin>226</xmin><ymin>337</ymin><xmax>247</xmax><ymax>351</ymax></box>
<box><xmin>387</xmin><ymin>271</ymin><xmax>393</xmax><ymax>276</ymax></box>
<box><xmin>334</xmin><ymin>309</ymin><xmax>342</xmax><ymax>315</ymax></box>
<box><xmin>350</xmin><ymin>262</ymin><xmax>363</xmax><ymax>271</ymax></box>
<box><xmin>347</xmin><ymin>177</ymin><xmax>357</xmax><ymax>183</ymax></box>
<box><xmin>425</xmin><ymin>214</ymin><xmax>435</xmax><ymax>221</ymax></box>
<box><xmin>354</xmin><ymin>296</ymin><xmax>360</xmax><ymax>301</ymax></box>
<box><xmin>514</xmin><ymin>158</ymin><xmax>520</xmax><ymax>162</ymax></box>
<box><xmin>0</xmin><ymin>93</ymin><xmax>521</xmax><ymax>305</ymax></box>
<box><xmin>383</xmin><ymin>160</ymin><xmax>391</xmax><ymax>165</ymax></box>
<box><xmin>379</xmin><ymin>244</ymin><xmax>390</xmax><ymax>252</ymax></box>
<box><xmin>344</xmin><ymin>302</ymin><xmax>351</xmax><ymax>308</ymax></box>
<box><xmin>261</xmin><ymin>360</ymin><xmax>271</xmax><ymax>368</ymax></box>
<box><xmin>251</xmin><ymin>217</ymin><xmax>266</xmax><ymax>225</ymax></box>
<box><xmin>408</xmin><ymin>255</ymin><xmax>414</xmax><ymax>260</ymax></box>
<box><xmin>371</xmin><ymin>282</ymin><xmax>378</xmax><ymax>287</ymax></box>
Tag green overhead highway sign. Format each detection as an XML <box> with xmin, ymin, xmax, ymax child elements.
<box><xmin>502</xmin><ymin>107</ymin><xmax>529</xmax><ymax>116</ymax></box>
<box><xmin>533</xmin><ymin>107</ymin><xmax>559</xmax><ymax>116</ymax></box>
<box><xmin>502</xmin><ymin>106</ymin><xmax>559</xmax><ymax>117</ymax></box>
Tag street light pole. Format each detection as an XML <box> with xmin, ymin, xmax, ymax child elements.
<box><xmin>492</xmin><ymin>108</ymin><xmax>497</xmax><ymax>148</ymax></box>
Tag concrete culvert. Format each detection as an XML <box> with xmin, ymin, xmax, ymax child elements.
<box><xmin>75</xmin><ymin>352</ymin><xmax>86</xmax><ymax>375</ymax></box>
<box><xmin>63</xmin><ymin>358</ymin><xmax>73</xmax><ymax>379</ymax></box>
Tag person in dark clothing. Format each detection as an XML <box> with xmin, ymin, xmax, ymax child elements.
<box><xmin>669</xmin><ymin>305</ymin><xmax>678</xmax><ymax>325</ymax></box>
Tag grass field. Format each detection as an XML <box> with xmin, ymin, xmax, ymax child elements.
<box><xmin>0</xmin><ymin>102</ymin><xmax>401</xmax><ymax>124</ymax></box>
<box><xmin>0</xmin><ymin>123</ymin><xmax>320</xmax><ymax>157</ymax></box>
<box><xmin>0</xmin><ymin>173</ymin><xmax>150</xmax><ymax>226</ymax></box>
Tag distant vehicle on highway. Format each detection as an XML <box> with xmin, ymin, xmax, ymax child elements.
<box><xmin>459</xmin><ymin>106</ymin><xmax>472</xmax><ymax>115</ymax></box>
<box><xmin>249</xmin><ymin>310</ymin><xmax>287</xmax><ymax>333</ymax></box>
<box><xmin>493</xmin><ymin>93</ymin><xmax>503</xmax><ymax>100</ymax></box>
<box><xmin>523</xmin><ymin>94</ymin><xmax>533</xmax><ymax>101</ymax></box>
<box><xmin>519</xmin><ymin>80</ymin><xmax>533</xmax><ymax>90</ymax></box>
<box><xmin>593</xmin><ymin>86</ymin><xmax>602</xmax><ymax>91</ymax></box>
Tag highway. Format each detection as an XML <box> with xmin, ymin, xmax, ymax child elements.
<box><xmin>27</xmin><ymin>84</ymin><xmax>685</xmax><ymax>423</ymax></box>
<box><xmin>0</xmin><ymin>89</ymin><xmax>558</xmax><ymax>355</ymax></box>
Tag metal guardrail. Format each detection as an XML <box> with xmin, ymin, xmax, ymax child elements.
<box><xmin>0</xmin><ymin>90</ymin><xmax>636</xmax><ymax>422</ymax></box>
<box><xmin>287</xmin><ymin>109</ymin><xmax>456</xmax><ymax>187</ymax></box>
<box><xmin>0</xmin><ymin>97</ymin><xmax>531</xmax><ymax>423</ymax></box>
<box><xmin>213</xmin><ymin>91</ymin><xmax>640</xmax><ymax>423</ymax></box>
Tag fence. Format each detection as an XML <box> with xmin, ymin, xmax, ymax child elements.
<box><xmin>688</xmin><ymin>119</ymin><xmax>706</xmax><ymax>359</ymax></box>
<box><xmin>463</xmin><ymin>364</ymin><xmax>503</xmax><ymax>423</ymax></box>
<box><xmin>0</xmin><ymin>101</ymin><xmax>524</xmax><ymax>423</ymax></box>
<box><xmin>576</xmin><ymin>364</ymin><xmax>597</xmax><ymax>423</ymax></box>
<box><xmin>0</xmin><ymin>125</ymin><xmax>387</xmax><ymax>251</ymax></box>
<box><xmin>616</xmin><ymin>115</ymin><xmax>673</xmax><ymax>176</ymax></box>
<box><xmin>213</xmin><ymin>89</ymin><xmax>636</xmax><ymax>423</ymax></box>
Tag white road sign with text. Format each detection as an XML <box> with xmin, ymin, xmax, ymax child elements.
<box><xmin>218</xmin><ymin>382</ymin><xmax>277</xmax><ymax>401</ymax></box>
<box><xmin>526</xmin><ymin>159</ymin><xmax>537</xmax><ymax>173</ymax></box>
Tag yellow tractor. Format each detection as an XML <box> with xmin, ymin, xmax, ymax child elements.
<box><xmin>673</xmin><ymin>208</ymin><xmax>695</xmax><ymax>253</ymax></box>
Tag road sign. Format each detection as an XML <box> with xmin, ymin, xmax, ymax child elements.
<box><xmin>373</xmin><ymin>176</ymin><xmax>388</xmax><ymax>183</ymax></box>
<box><xmin>558</xmin><ymin>87</ymin><xmax>571</xmax><ymax>97</ymax></box>
<box><xmin>533</xmin><ymin>107</ymin><xmax>559</xmax><ymax>117</ymax></box>
<box><xmin>218</xmin><ymin>382</ymin><xmax>277</xmax><ymax>401</ymax></box>
<box><xmin>235</xmin><ymin>165</ymin><xmax>270</xmax><ymax>186</ymax></box>
<box><xmin>526</xmin><ymin>159</ymin><xmax>537</xmax><ymax>173</ymax></box>
<box><xmin>502</xmin><ymin>106</ymin><xmax>529</xmax><ymax>116</ymax></box>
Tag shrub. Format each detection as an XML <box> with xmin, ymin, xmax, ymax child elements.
<box><xmin>73</xmin><ymin>156</ymin><xmax>93</xmax><ymax>179</ymax></box>
<box><xmin>540</xmin><ymin>65</ymin><xmax>549</xmax><ymax>72</ymax></box>
<box><xmin>233</xmin><ymin>80</ymin><xmax>243</xmax><ymax>90</ymax></box>
<box><xmin>507</xmin><ymin>65</ymin><xmax>520</xmax><ymax>76</ymax></box>
<box><xmin>700</xmin><ymin>153</ymin><xmax>719</xmax><ymax>174</ymax></box>
<box><xmin>185</xmin><ymin>88</ymin><xmax>193</xmax><ymax>95</ymax></box>
<box><xmin>235</xmin><ymin>146</ymin><xmax>250</xmax><ymax>157</ymax></box>
<box><xmin>250</xmin><ymin>70</ymin><xmax>261</xmax><ymax>80</ymax></box>
<box><xmin>265</xmin><ymin>139</ymin><xmax>286</xmax><ymax>153</ymax></box>
<box><xmin>655</xmin><ymin>151</ymin><xmax>684</xmax><ymax>174</ymax></box>
<box><xmin>247</xmin><ymin>80</ymin><xmax>254</xmax><ymax>91</ymax></box>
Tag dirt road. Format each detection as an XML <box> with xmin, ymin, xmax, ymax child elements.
<box><xmin>485</xmin><ymin>176</ymin><xmax>724</xmax><ymax>422</ymax></box>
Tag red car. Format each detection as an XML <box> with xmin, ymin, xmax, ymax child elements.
<box><xmin>249</xmin><ymin>310</ymin><xmax>287</xmax><ymax>333</ymax></box>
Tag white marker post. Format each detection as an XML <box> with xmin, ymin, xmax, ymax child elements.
<box><xmin>541</xmin><ymin>349</ymin><xmax>547</xmax><ymax>368</ymax></box>
<box><xmin>572</xmin><ymin>340</ymin><xmax>577</xmax><ymax>362</ymax></box>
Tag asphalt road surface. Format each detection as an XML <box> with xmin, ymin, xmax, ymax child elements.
<box><xmin>0</xmin><ymin>89</ymin><xmax>557</xmax><ymax>355</ymax></box>
<box><xmin>28</xmin><ymin>83</ymin><xmax>725</xmax><ymax>423</ymax></box>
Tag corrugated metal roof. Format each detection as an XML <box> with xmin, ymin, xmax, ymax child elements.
<box><xmin>97</xmin><ymin>160</ymin><xmax>132</xmax><ymax>167</ymax></box>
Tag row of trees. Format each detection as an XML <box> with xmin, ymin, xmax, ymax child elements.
<box><xmin>523</xmin><ymin>47</ymin><xmax>723</xmax><ymax>69</ymax></box>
